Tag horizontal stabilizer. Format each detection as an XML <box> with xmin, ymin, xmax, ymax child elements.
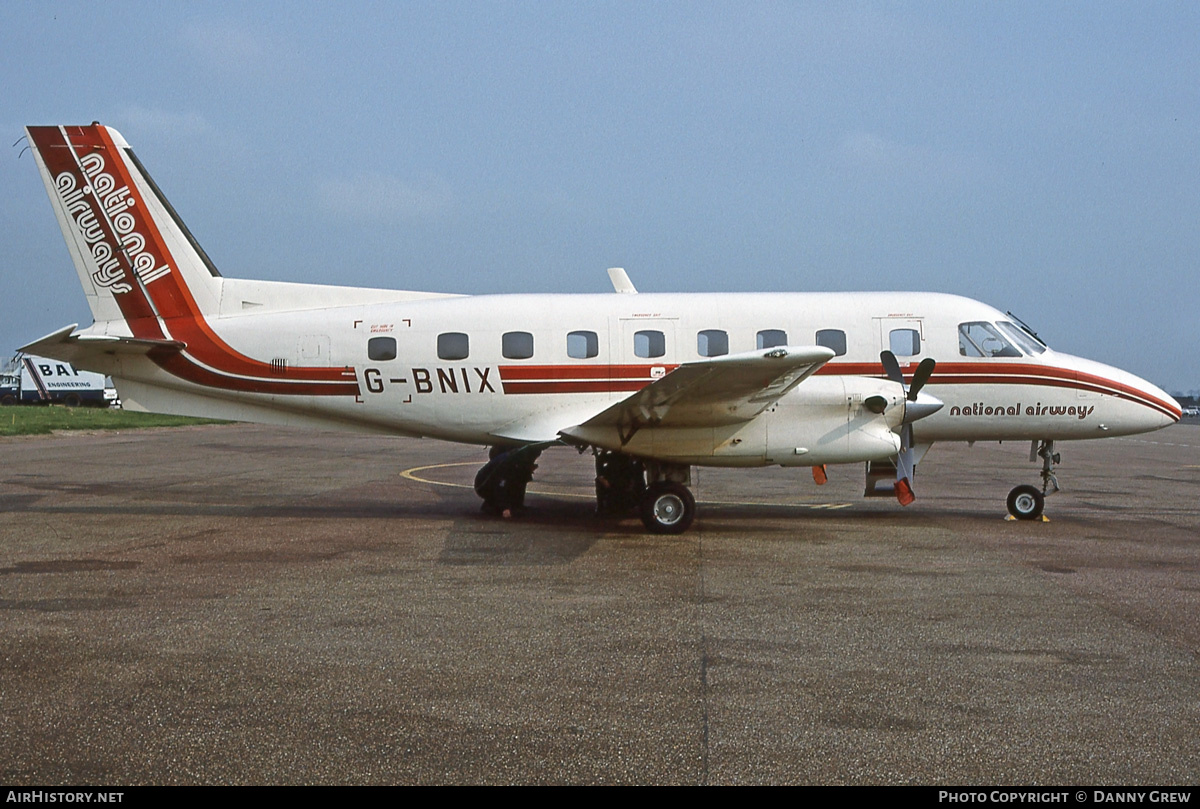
<box><xmin>19</xmin><ymin>324</ymin><xmax>185</xmax><ymax>372</ymax></box>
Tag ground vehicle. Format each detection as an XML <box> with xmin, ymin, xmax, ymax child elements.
<box><xmin>0</xmin><ymin>353</ymin><xmax>109</xmax><ymax>407</ymax></box>
<box><xmin>0</xmin><ymin>358</ymin><xmax>18</xmax><ymax>405</ymax></box>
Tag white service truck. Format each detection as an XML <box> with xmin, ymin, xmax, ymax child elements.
<box><xmin>0</xmin><ymin>354</ymin><xmax>115</xmax><ymax>407</ymax></box>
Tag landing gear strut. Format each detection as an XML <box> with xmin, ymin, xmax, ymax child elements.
<box><xmin>594</xmin><ymin>450</ymin><xmax>645</xmax><ymax>516</ymax></box>
<box><xmin>1007</xmin><ymin>439</ymin><xmax>1059</xmax><ymax>521</ymax></box>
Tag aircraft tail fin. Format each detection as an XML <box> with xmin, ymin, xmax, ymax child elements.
<box><xmin>25</xmin><ymin>124</ymin><xmax>222</xmax><ymax>328</ymax></box>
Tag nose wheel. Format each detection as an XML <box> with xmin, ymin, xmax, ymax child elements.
<box><xmin>1006</xmin><ymin>484</ymin><xmax>1045</xmax><ymax>520</ymax></box>
<box><xmin>1007</xmin><ymin>439</ymin><xmax>1059</xmax><ymax>520</ymax></box>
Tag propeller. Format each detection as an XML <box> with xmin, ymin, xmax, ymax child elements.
<box><xmin>879</xmin><ymin>351</ymin><xmax>942</xmax><ymax>506</ymax></box>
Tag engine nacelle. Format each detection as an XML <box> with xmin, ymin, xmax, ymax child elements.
<box><xmin>763</xmin><ymin>375</ymin><xmax>904</xmax><ymax>466</ymax></box>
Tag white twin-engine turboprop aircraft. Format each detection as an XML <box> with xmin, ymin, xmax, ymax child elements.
<box><xmin>21</xmin><ymin>124</ymin><xmax>1181</xmax><ymax>533</ymax></box>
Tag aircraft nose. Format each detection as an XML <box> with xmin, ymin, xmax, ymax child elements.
<box><xmin>1151</xmin><ymin>387</ymin><xmax>1183</xmax><ymax>427</ymax></box>
<box><xmin>1123</xmin><ymin>372</ymin><xmax>1181</xmax><ymax>430</ymax></box>
<box><xmin>1071</xmin><ymin>356</ymin><xmax>1181</xmax><ymax>433</ymax></box>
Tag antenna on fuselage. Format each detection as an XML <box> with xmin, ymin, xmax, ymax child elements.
<box><xmin>607</xmin><ymin>267</ymin><xmax>638</xmax><ymax>294</ymax></box>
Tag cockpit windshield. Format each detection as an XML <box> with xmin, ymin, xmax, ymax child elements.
<box><xmin>995</xmin><ymin>320</ymin><xmax>1047</xmax><ymax>355</ymax></box>
<box><xmin>958</xmin><ymin>321</ymin><xmax>1049</xmax><ymax>358</ymax></box>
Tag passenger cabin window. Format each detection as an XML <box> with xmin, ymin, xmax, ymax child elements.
<box><xmin>502</xmin><ymin>331</ymin><xmax>534</xmax><ymax>360</ymax></box>
<box><xmin>634</xmin><ymin>330</ymin><xmax>666</xmax><ymax>359</ymax></box>
<box><xmin>367</xmin><ymin>336</ymin><xmax>397</xmax><ymax>361</ymax></box>
<box><xmin>567</xmin><ymin>330</ymin><xmax>599</xmax><ymax>359</ymax></box>
<box><xmin>958</xmin><ymin>322</ymin><xmax>1021</xmax><ymax>358</ymax></box>
<box><xmin>697</xmin><ymin>329</ymin><xmax>728</xmax><ymax>357</ymax></box>
<box><xmin>815</xmin><ymin>329</ymin><xmax>847</xmax><ymax>357</ymax></box>
<box><xmin>757</xmin><ymin>329</ymin><xmax>787</xmax><ymax>349</ymax></box>
<box><xmin>889</xmin><ymin>328</ymin><xmax>920</xmax><ymax>357</ymax></box>
<box><xmin>437</xmin><ymin>332</ymin><xmax>469</xmax><ymax>360</ymax></box>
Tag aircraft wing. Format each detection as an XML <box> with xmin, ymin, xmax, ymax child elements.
<box><xmin>561</xmin><ymin>345</ymin><xmax>835</xmax><ymax>442</ymax></box>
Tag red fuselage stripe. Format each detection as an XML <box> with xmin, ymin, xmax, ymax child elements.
<box><xmin>497</xmin><ymin>362</ymin><xmax>1180</xmax><ymax>420</ymax></box>
<box><xmin>499</xmin><ymin>364</ymin><xmax>680</xmax><ymax>381</ymax></box>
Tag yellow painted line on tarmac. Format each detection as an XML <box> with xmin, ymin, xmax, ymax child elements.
<box><xmin>400</xmin><ymin>461</ymin><xmax>478</xmax><ymax>489</ymax></box>
<box><xmin>399</xmin><ymin>461</ymin><xmax>851</xmax><ymax>510</ymax></box>
<box><xmin>401</xmin><ymin>461</ymin><xmax>594</xmax><ymax>499</ymax></box>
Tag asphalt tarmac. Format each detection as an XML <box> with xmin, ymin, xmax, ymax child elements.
<box><xmin>1</xmin><ymin>422</ymin><xmax>1197</xmax><ymax>785</ymax></box>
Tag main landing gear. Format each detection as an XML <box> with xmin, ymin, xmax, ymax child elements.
<box><xmin>638</xmin><ymin>462</ymin><xmax>695</xmax><ymax>534</ymax></box>
<box><xmin>477</xmin><ymin>446</ymin><xmax>699</xmax><ymax>534</ymax></box>
<box><xmin>595</xmin><ymin>451</ymin><xmax>695</xmax><ymax>534</ymax></box>
<box><xmin>594</xmin><ymin>450</ymin><xmax>645</xmax><ymax>516</ymax></box>
<box><xmin>1006</xmin><ymin>439</ymin><xmax>1060</xmax><ymax>521</ymax></box>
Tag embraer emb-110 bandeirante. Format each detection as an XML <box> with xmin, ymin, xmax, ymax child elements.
<box><xmin>19</xmin><ymin>124</ymin><xmax>1181</xmax><ymax>533</ymax></box>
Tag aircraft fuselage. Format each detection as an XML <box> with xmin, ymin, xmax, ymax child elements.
<box><xmin>85</xmin><ymin>289</ymin><xmax>1177</xmax><ymax>466</ymax></box>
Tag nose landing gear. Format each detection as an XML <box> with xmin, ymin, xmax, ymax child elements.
<box><xmin>1007</xmin><ymin>439</ymin><xmax>1059</xmax><ymax>521</ymax></box>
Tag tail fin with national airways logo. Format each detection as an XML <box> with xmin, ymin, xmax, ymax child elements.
<box><xmin>23</xmin><ymin>124</ymin><xmax>361</xmax><ymax>399</ymax></box>
<box><xmin>25</xmin><ymin>124</ymin><xmax>223</xmax><ymax>331</ymax></box>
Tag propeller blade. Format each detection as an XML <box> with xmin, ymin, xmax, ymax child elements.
<box><xmin>879</xmin><ymin>351</ymin><xmax>934</xmax><ymax>507</ymax></box>
<box><xmin>907</xmin><ymin>357</ymin><xmax>936</xmax><ymax>401</ymax></box>
<box><xmin>896</xmin><ymin>425</ymin><xmax>915</xmax><ymax>480</ymax></box>
<box><xmin>894</xmin><ymin>424</ymin><xmax>917</xmax><ymax>506</ymax></box>
<box><xmin>880</xmin><ymin>350</ymin><xmax>904</xmax><ymax>387</ymax></box>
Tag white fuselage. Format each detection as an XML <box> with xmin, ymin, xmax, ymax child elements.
<box><xmin>100</xmin><ymin>288</ymin><xmax>1178</xmax><ymax>466</ymax></box>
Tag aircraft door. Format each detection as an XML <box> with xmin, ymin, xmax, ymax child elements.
<box><xmin>875</xmin><ymin>317</ymin><xmax>926</xmax><ymax>359</ymax></box>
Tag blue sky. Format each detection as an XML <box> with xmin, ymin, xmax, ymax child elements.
<box><xmin>2</xmin><ymin>2</ymin><xmax>1197</xmax><ymax>391</ymax></box>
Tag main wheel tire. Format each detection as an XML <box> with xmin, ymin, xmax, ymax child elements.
<box><xmin>63</xmin><ymin>393</ymin><xmax>83</xmax><ymax>408</ymax></box>
<box><xmin>640</xmin><ymin>482</ymin><xmax>696</xmax><ymax>535</ymax></box>
<box><xmin>1007</xmin><ymin>484</ymin><xmax>1045</xmax><ymax>521</ymax></box>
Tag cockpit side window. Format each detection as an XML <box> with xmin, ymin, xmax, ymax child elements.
<box><xmin>958</xmin><ymin>322</ymin><xmax>1021</xmax><ymax>358</ymax></box>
